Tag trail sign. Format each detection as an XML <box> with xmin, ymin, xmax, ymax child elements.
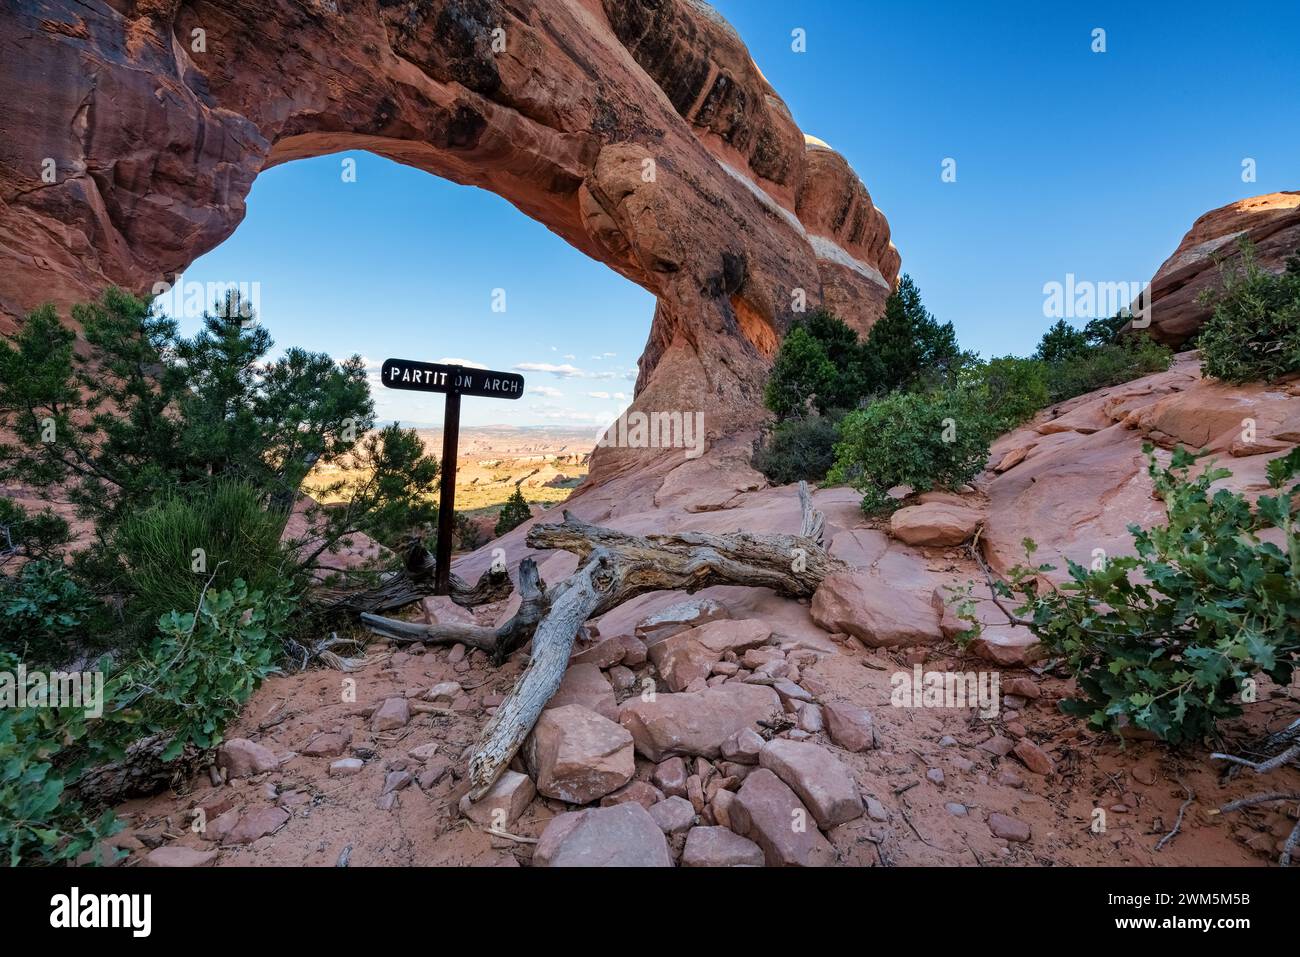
<box><xmin>380</xmin><ymin>358</ymin><xmax>524</xmax><ymax>400</ymax></box>
<box><xmin>381</xmin><ymin>358</ymin><xmax>525</xmax><ymax>594</ymax></box>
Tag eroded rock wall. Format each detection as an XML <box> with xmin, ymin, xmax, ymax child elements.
<box><xmin>1141</xmin><ymin>191</ymin><xmax>1300</xmax><ymax>344</ymax></box>
<box><xmin>0</xmin><ymin>0</ymin><xmax>899</xmax><ymax>479</ymax></box>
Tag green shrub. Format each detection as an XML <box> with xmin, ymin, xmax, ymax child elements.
<box><xmin>1046</xmin><ymin>338</ymin><xmax>1172</xmax><ymax>403</ymax></box>
<box><xmin>764</xmin><ymin>325</ymin><xmax>838</xmax><ymax>419</ymax></box>
<box><xmin>0</xmin><ymin>578</ymin><xmax>291</xmax><ymax>864</ymax></box>
<box><xmin>494</xmin><ymin>487</ymin><xmax>532</xmax><ymax>537</ymax></box>
<box><xmin>0</xmin><ymin>561</ymin><xmax>109</xmax><ymax>667</ymax></box>
<box><xmin>753</xmin><ymin>414</ymin><xmax>842</xmax><ymax>484</ymax></box>
<box><xmin>1198</xmin><ymin>239</ymin><xmax>1300</xmax><ymax>384</ymax></box>
<box><xmin>828</xmin><ymin>390</ymin><xmax>997</xmax><ymax>514</ymax></box>
<box><xmin>0</xmin><ymin>648</ymin><xmax>123</xmax><ymax>866</ymax></box>
<box><xmin>0</xmin><ymin>499</ymin><xmax>71</xmax><ymax>568</ymax></box>
<box><xmin>456</xmin><ymin>512</ymin><xmax>485</xmax><ymax>551</ymax></box>
<box><xmin>969</xmin><ymin>356</ymin><xmax>1049</xmax><ymax>430</ymax></box>
<box><xmin>0</xmin><ymin>289</ymin><xmax>436</xmax><ymax>582</ymax></box>
<box><xmin>112</xmin><ymin>480</ymin><xmax>291</xmax><ymax>640</ymax></box>
<box><xmin>1034</xmin><ymin>319</ymin><xmax>1091</xmax><ymax>365</ymax></box>
<box><xmin>120</xmin><ymin>579</ymin><xmax>292</xmax><ymax>758</ymax></box>
<box><xmin>993</xmin><ymin>446</ymin><xmax>1300</xmax><ymax>744</ymax></box>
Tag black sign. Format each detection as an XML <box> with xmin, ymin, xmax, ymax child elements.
<box><xmin>380</xmin><ymin>355</ymin><xmax>527</xmax><ymax>595</ymax></box>
<box><xmin>381</xmin><ymin>358</ymin><xmax>524</xmax><ymax>400</ymax></box>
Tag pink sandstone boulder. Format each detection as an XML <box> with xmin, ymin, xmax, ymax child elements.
<box><xmin>811</xmin><ymin>571</ymin><xmax>942</xmax><ymax>647</ymax></box>
<box><xmin>648</xmin><ymin>618</ymin><xmax>773</xmax><ymax>691</ymax></box>
<box><xmin>635</xmin><ymin>598</ymin><xmax>733</xmax><ymax>646</ymax></box>
<box><xmin>729</xmin><ymin>768</ymin><xmax>836</xmax><ymax>867</ymax></box>
<box><xmin>888</xmin><ymin>502</ymin><xmax>983</xmax><ymax>546</ymax></box>
<box><xmin>533</xmin><ymin>803</ymin><xmax>672</xmax><ymax>867</ymax></box>
<box><xmin>757</xmin><ymin>738</ymin><xmax>864</xmax><ymax>829</ymax></box>
<box><xmin>1137</xmin><ymin>191</ymin><xmax>1300</xmax><ymax>345</ymax></box>
<box><xmin>224</xmin><ymin>806</ymin><xmax>290</xmax><ymax>845</ymax></box>
<box><xmin>459</xmin><ymin>770</ymin><xmax>536</xmax><ymax>828</ymax></box>
<box><xmin>619</xmin><ymin>683</ymin><xmax>781</xmax><ymax>762</ymax></box>
<box><xmin>821</xmin><ymin>702</ymin><xmax>876</xmax><ymax>752</ymax></box>
<box><xmin>545</xmin><ymin>663</ymin><xmax>618</xmax><ymax>721</ymax></box>
<box><xmin>216</xmin><ymin>738</ymin><xmax>278</xmax><ymax>778</ymax></box>
<box><xmin>681</xmin><ymin>826</ymin><xmax>765</xmax><ymax>867</ymax></box>
<box><xmin>142</xmin><ymin>846</ymin><xmax>219</xmax><ymax>867</ymax></box>
<box><xmin>524</xmin><ymin>705</ymin><xmax>635</xmax><ymax>804</ymax></box>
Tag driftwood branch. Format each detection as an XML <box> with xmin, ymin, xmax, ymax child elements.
<box><xmin>1210</xmin><ymin>718</ymin><xmax>1300</xmax><ymax>866</ymax></box>
<box><xmin>315</xmin><ymin>541</ymin><xmax>512</xmax><ymax>619</ymax></box>
<box><xmin>360</xmin><ymin>482</ymin><xmax>842</xmax><ymax>799</ymax></box>
<box><xmin>467</xmin><ymin>549</ymin><xmax>619</xmax><ymax>797</ymax></box>
<box><xmin>361</xmin><ymin>558</ymin><xmax>549</xmax><ymax>665</ymax></box>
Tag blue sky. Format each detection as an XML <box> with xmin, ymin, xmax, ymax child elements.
<box><xmin>178</xmin><ymin>0</ymin><xmax>1299</xmax><ymax>428</ymax></box>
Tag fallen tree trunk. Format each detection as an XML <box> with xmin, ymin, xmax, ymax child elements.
<box><xmin>361</xmin><ymin>557</ymin><xmax>550</xmax><ymax>665</ymax></box>
<box><xmin>315</xmin><ymin>541</ymin><xmax>512</xmax><ymax>618</ymax></box>
<box><xmin>74</xmin><ymin>734</ymin><xmax>212</xmax><ymax>811</ymax></box>
<box><xmin>360</xmin><ymin>482</ymin><xmax>845</xmax><ymax>799</ymax></box>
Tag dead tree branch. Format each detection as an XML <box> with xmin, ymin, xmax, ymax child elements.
<box><xmin>1210</xmin><ymin>718</ymin><xmax>1300</xmax><ymax>866</ymax></box>
<box><xmin>315</xmin><ymin>540</ymin><xmax>512</xmax><ymax>619</ymax></box>
<box><xmin>361</xmin><ymin>482</ymin><xmax>843</xmax><ymax>799</ymax></box>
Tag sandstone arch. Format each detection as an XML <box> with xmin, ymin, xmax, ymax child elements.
<box><xmin>0</xmin><ymin>0</ymin><xmax>898</xmax><ymax>477</ymax></box>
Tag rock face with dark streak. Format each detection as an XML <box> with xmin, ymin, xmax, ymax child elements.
<box><xmin>0</xmin><ymin>0</ymin><xmax>899</xmax><ymax>481</ymax></box>
<box><xmin>1139</xmin><ymin>191</ymin><xmax>1300</xmax><ymax>345</ymax></box>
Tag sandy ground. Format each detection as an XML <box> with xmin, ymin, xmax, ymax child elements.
<box><xmin>111</xmin><ymin>552</ymin><xmax>1300</xmax><ymax>868</ymax></box>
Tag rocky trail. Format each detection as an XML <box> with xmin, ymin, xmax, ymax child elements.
<box><xmin>106</xmin><ymin>354</ymin><xmax>1300</xmax><ymax>868</ymax></box>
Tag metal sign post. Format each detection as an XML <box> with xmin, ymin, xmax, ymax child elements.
<box><xmin>380</xmin><ymin>357</ymin><xmax>525</xmax><ymax>594</ymax></box>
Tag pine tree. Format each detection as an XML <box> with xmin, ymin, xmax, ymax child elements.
<box><xmin>1034</xmin><ymin>318</ymin><xmax>1090</xmax><ymax>365</ymax></box>
<box><xmin>763</xmin><ymin>325</ymin><xmax>837</xmax><ymax>418</ymax></box>
<box><xmin>862</xmin><ymin>274</ymin><xmax>963</xmax><ymax>394</ymax></box>
<box><xmin>495</xmin><ymin>486</ymin><xmax>532</xmax><ymax>537</ymax></box>
<box><xmin>0</xmin><ymin>288</ymin><xmax>439</xmax><ymax>570</ymax></box>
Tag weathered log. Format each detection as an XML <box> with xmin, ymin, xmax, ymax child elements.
<box><xmin>360</xmin><ymin>482</ymin><xmax>839</xmax><ymax>659</ymax></box>
<box><xmin>467</xmin><ymin>549</ymin><xmax>619</xmax><ymax>798</ymax></box>
<box><xmin>316</xmin><ymin>545</ymin><xmax>512</xmax><ymax>619</ymax></box>
<box><xmin>359</xmin><ymin>483</ymin><xmax>841</xmax><ymax>799</ymax></box>
<box><xmin>524</xmin><ymin>509</ymin><xmax>840</xmax><ymax>601</ymax></box>
<box><xmin>73</xmin><ymin>733</ymin><xmax>212</xmax><ymax>811</ymax></box>
<box><xmin>361</xmin><ymin>558</ymin><xmax>549</xmax><ymax>665</ymax></box>
<box><xmin>456</xmin><ymin>482</ymin><xmax>842</xmax><ymax>798</ymax></box>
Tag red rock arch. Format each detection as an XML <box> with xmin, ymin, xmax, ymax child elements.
<box><xmin>0</xmin><ymin>0</ymin><xmax>898</xmax><ymax>477</ymax></box>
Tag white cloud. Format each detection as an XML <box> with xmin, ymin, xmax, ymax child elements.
<box><xmin>529</xmin><ymin>385</ymin><xmax>564</xmax><ymax>397</ymax></box>
<box><xmin>587</xmin><ymin>391</ymin><xmax>611</xmax><ymax>399</ymax></box>
<box><xmin>436</xmin><ymin>356</ymin><xmax>487</xmax><ymax>369</ymax></box>
<box><xmin>515</xmin><ymin>361</ymin><xmax>585</xmax><ymax>379</ymax></box>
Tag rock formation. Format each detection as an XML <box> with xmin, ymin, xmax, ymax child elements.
<box><xmin>980</xmin><ymin>350</ymin><xmax>1300</xmax><ymax>581</ymax></box>
<box><xmin>0</xmin><ymin>0</ymin><xmax>898</xmax><ymax>479</ymax></box>
<box><xmin>1140</xmin><ymin>191</ymin><xmax>1300</xmax><ymax>345</ymax></box>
